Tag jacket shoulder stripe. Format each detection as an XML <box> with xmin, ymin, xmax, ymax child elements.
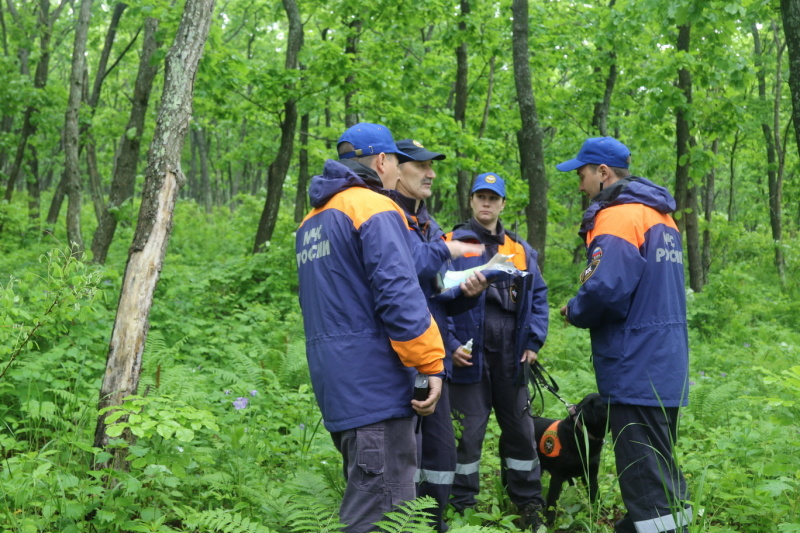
<box><xmin>499</xmin><ymin>236</ymin><xmax>528</xmax><ymax>271</ymax></box>
<box><xmin>587</xmin><ymin>204</ymin><xmax>678</xmax><ymax>248</ymax></box>
<box><xmin>301</xmin><ymin>188</ymin><xmax>409</xmax><ymax>230</ymax></box>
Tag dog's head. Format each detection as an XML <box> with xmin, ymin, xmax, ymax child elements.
<box><xmin>571</xmin><ymin>393</ymin><xmax>609</xmax><ymax>440</ymax></box>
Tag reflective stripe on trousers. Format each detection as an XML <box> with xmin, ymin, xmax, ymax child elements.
<box><xmin>634</xmin><ymin>506</ymin><xmax>692</xmax><ymax>533</ymax></box>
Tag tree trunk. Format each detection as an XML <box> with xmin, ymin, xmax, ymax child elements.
<box><xmin>781</xmin><ymin>0</ymin><xmax>800</xmax><ymax>157</ymax></box>
<box><xmin>193</xmin><ymin>128</ymin><xmax>212</xmax><ymax>212</ymax></box>
<box><xmin>26</xmin><ymin>146</ymin><xmax>40</xmax><ymax>230</ymax></box>
<box><xmin>753</xmin><ymin>22</ymin><xmax>786</xmax><ymax>284</ymax></box>
<box><xmin>454</xmin><ymin>0</ymin><xmax>471</xmax><ymax>221</ymax></box>
<box><xmin>701</xmin><ymin>139</ymin><xmax>717</xmax><ymax>286</ymax></box>
<box><xmin>771</xmin><ymin>21</ymin><xmax>786</xmax><ymax>285</ymax></box>
<box><xmin>3</xmin><ymin>0</ymin><xmax>57</xmax><ymax>207</ymax></box>
<box><xmin>675</xmin><ymin>22</ymin><xmax>703</xmax><ymax>292</ymax></box>
<box><xmin>253</xmin><ymin>0</ymin><xmax>302</xmax><ymax>252</ymax></box>
<box><xmin>64</xmin><ymin>0</ymin><xmax>94</xmax><ymax>257</ymax></box>
<box><xmin>93</xmin><ymin>0</ymin><xmax>215</xmax><ymax>470</ymax></box>
<box><xmin>727</xmin><ymin>130</ymin><xmax>739</xmax><ymax>221</ymax></box>
<box><xmin>294</xmin><ymin>112</ymin><xmax>310</xmax><ymax>223</ymax></box>
<box><xmin>92</xmin><ymin>17</ymin><xmax>159</xmax><ymax>265</ymax></box>
<box><xmin>344</xmin><ymin>19</ymin><xmax>360</xmax><ymax>128</ymax></box>
<box><xmin>511</xmin><ymin>0</ymin><xmax>547</xmax><ymax>269</ymax></box>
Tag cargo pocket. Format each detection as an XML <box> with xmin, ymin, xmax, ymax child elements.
<box><xmin>356</xmin><ymin>426</ymin><xmax>386</xmax><ymax>492</ymax></box>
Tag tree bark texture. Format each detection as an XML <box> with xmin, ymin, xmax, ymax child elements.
<box><xmin>674</xmin><ymin>23</ymin><xmax>703</xmax><ymax>292</ymax></box>
<box><xmin>511</xmin><ymin>0</ymin><xmax>548</xmax><ymax>269</ymax></box>
<box><xmin>64</xmin><ymin>0</ymin><xmax>94</xmax><ymax>257</ymax></box>
<box><xmin>753</xmin><ymin>22</ymin><xmax>786</xmax><ymax>284</ymax></box>
<box><xmin>454</xmin><ymin>0</ymin><xmax>471</xmax><ymax>221</ymax></box>
<box><xmin>294</xmin><ymin>113</ymin><xmax>310</xmax><ymax>223</ymax></box>
<box><xmin>93</xmin><ymin>0</ymin><xmax>215</xmax><ymax>469</ymax></box>
<box><xmin>781</xmin><ymin>0</ymin><xmax>800</xmax><ymax>158</ymax></box>
<box><xmin>3</xmin><ymin>0</ymin><xmax>61</xmax><ymax>206</ymax></box>
<box><xmin>344</xmin><ymin>19</ymin><xmax>360</xmax><ymax>128</ymax></box>
<box><xmin>253</xmin><ymin>0</ymin><xmax>302</xmax><ymax>253</ymax></box>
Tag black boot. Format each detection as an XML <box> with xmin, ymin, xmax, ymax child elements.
<box><xmin>519</xmin><ymin>503</ymin><xmax>546</xmax><ymax>532</ymax></box>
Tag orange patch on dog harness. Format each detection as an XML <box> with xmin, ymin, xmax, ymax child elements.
<box><xmin>539</xmin><ymin>420</ymin><xmax>562</xmax><ymax>458</ymax></box>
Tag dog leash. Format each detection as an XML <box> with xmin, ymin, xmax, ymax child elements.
<box><xmin>524</xmin><ymin>361</ymin><xmax>574</xmax><ymax>417</ymax></box>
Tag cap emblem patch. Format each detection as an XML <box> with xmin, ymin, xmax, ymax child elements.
<box><xmin>412</xmin><ymin>140</ymin><xmax>424</xmax><ymax>148</ymax></box>
<box><xmin>485</xmin><ymin>175</ymin><xmax>497</xmax><ymax>184</ymax></box>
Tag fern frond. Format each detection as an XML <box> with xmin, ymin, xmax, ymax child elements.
<box><xmin>373</xmin><ymin>496</ymin><xmax>437</xmax><ymax>533</ymax></box>
<box><xmin>182</xmin><ymin>508</ymin><xmax>276</xmax><ymax>533</ymax></box>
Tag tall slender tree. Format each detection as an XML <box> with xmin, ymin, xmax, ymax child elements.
<box><xmin>63</xmin><ymin>0</ymin><xmax>94</xmax><ymax>256</ymax></box>
<box><xmin>91</xmin><ymin>17</ymin><xmax>161</xmax><ymax>265</ymax></box>
<box><xmin>781</xmin><ymin>0</ymin><xmax>800</xmax><ymax>158</ymax></box>
<box><xmin>511</xmin><ymin>0</ymin><xmax>547</xmax><ymax>268</ymax></box>
<box><xmin>253</xmin><ymin>0</ymin><xmax>303</xmax><ymax>252</ymax></box>
<box><xmin>93</xmin><ymin>0</ymin><xmax>215</xmax><ymax>469</ymax></box>
<box><xmin>675</xmin><ymin>21</ymin><xmax>703</xmax><ymax>292</ymax></box>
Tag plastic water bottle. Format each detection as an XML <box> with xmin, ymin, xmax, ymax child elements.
<box><xmin>462</xmin><ymin>339</ymin><xmax>473</xmax><ymax>354</ymax></box>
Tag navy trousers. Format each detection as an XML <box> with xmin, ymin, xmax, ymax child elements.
<box><xmin>610</xmin><ymin>404</ymin><xmax>691</xmax><ymax>533</ymax></box>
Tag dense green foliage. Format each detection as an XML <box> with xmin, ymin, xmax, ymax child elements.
<box><xmin>1</xmin><ymin>194</ymin><xmax>799</xmax><ymax>532</ymax></box>
<box><xmin>2</xmin><ymin>0</ymin><xmax>800</xmax><ymax>531</ymax></box>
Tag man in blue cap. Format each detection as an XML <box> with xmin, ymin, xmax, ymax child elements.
<box><xmin>296</xmin><ymin>123</ymin><xmax>446</xmax><ymax>532</ymax></box>
<box><xmin>444</xmin><ymin>173</ymin><xmax>550</xmax><ymax>531</ymax></box>
<box><xmin>557</xmin><ymin>137</ymin><xmax>692</xmax><ymax>533</ymax></box>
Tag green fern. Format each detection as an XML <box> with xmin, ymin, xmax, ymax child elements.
<box><xmin>372</xmin><ymin>496</ymin><xmax>438</xmax><ymax>533</ymax></box>
<box><xmin>181</xmin><ymin>508</ymin><xmax>276</xmax><ymax>533</ymax></box>
<box><xmin>284</xmin><ymin>500</ymin><xmax>340</xmax><ymax>533</ymax></box>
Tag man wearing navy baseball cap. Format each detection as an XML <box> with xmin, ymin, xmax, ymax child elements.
<box><xmin>388</xmin><ymin>139</ymin><xmax>487</xmax><ymax>532</ymax></box>
<box><xmin>557</xmin><ymin>137</ymin><xmax>692</xmax><ymax>533</ymax></box>
<box><xmin>445</xmin><ymin>172</ymin><xmax>550</xmax><ymax>531</ymax></box>
<box><xmin>297</xmin><ymin>124</ymin><xmax>447</xmax><ymax>532</ymax></box>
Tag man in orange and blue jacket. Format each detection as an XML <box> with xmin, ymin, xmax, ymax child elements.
<box><xmin>558</xmin><ymin>136</ymin><xmax>691</xmax><ymax>533</ymax></box>
<box><xmin>296</xmin><ymin>123</ymin><xmax>445</xmax><ymax>532</ymax></box>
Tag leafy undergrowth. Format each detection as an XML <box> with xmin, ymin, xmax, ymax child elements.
<box><xmin>1</xmin><ymin>200</ymin><xmax>799</xmax><ymax>532</ymax></box>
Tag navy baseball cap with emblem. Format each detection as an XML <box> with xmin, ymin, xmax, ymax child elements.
<box><xmin>396</xmin><ymin>139</ymin><xmax>446</xmax><ymax>161</ymax></box>
<box><xmin>471</xmin><ymin>172</ymin><xmax>506</xmax><ymax>198</ymax></box>
<box><xmin>556</xmin><ymin>136</ymin><xmax>631</xmax><ymax>172</ymax></box>
<box><xmin>337</xmin><ymin>123</ymin><xmax>413</xmax><ymax>163</ymax></box>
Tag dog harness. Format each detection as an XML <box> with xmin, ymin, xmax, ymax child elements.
<box><xmin>539</xmin><ymin>420</ymin><xmax>562</xmax><ymax>458</ymax></box>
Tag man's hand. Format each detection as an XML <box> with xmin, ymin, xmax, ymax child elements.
<box><xmin>445</xmin><ymin>240</ymin><xmax>484</xmax><ymax>259</ymax></box>
<box><xmin>452</xmin><ymin>346</ymin><xmax>474</xmax><ymax>367</ymax></box>
<box><xmin>520</xmin><ymin>349</ymin><xmax>538</xmax><ymax>364</ymax></box>
<box><xmin>460</xmin><ymin>271</ymin><xmax>489</xmax><ymax>298</ymax></box>
<box><xmin>560</xmin><ymin>305</ymin><xmax>571</xmax><ymax>325</ymax></box>
<box><xmin>411</xmin><ymin>376</ymin><xmax>443</xmax><ymax>416</ymax></box>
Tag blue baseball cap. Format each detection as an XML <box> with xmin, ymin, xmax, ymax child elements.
<box><xmin>337</xmin><ymin>123</ymin><xmax>413</xmax><ymax>163</ymax></box>
<box><xmin>471</xmin><ymin>172</ymin><xmax>506</xmax><ymax>198</ymax></box>
<box><xmin>396</xmin><ymin>139</ymin><xmax>446</xmax><ymax>161</ymax></box>
<box><xmin>556</xmin><ymin>136</ymin><xmax>631</xmax><ymax>172</ymax></box>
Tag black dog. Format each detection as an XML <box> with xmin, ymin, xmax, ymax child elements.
<box><xmin>533</xmin><ymin>392</ymin><xmax>609</xmax><ymax>525</ymax></box>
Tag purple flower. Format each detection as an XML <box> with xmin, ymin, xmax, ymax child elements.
<box><xmin>720</xmin><ymin>372</ymin><xmax>727</xmax><ymax>377</ymax></box>
<box><xmin>224</xmin><ymin>390</ymin><xmax>232</xmax><ymax>395</ymax></box>
<box><xmin>233</xmin><ymin>397</ymin><xmax>249</xmax><ymax>410</ymax></box>
<box><xmin>743</xmin><ymin>343</ymin><xmax>751</xmax><ymax>348</ymax></box>
<box><xmin>689</xmin><ymin>381</ymin><xmax>696</xmax><ymax>386</ymax></box>
<box><xmin>698</xmin><ymin>371</ymin><xmax>705</xmax><ymax>377</ymax></box>
<box><xmin>299</xmin><ymin>423</ymin><xmax>306</xmax><ymax>430</ymax></box>
<box><xmin>250</xmin><ymin>390</ymin><xmax>257</xmax><ymax>397</ymax></box>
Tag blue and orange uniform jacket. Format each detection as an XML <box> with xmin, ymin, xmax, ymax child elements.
<box><xmin>296</xmin><ymin>159</ymin><xmax>445</xmax><ymax>433</ymax></box>
<box><xmin>565</xmin><ymin>177</ymin><xmax>689</xmax><ymax>408</ymax></box>
<box><xmin>388</xmin><ymin>192</ymin><xmax>462</xmax><ymax>376</ymax></box>
<box><xmin>444</xmin><ymin>219</ymin><xmax>549</xmax><ymax>385</ymax></box>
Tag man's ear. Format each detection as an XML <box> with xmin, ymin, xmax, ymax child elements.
<box><xmin>374</xmin><ymin>152</ymin><xmax>387</xmax><ymax>173</ymax></box>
